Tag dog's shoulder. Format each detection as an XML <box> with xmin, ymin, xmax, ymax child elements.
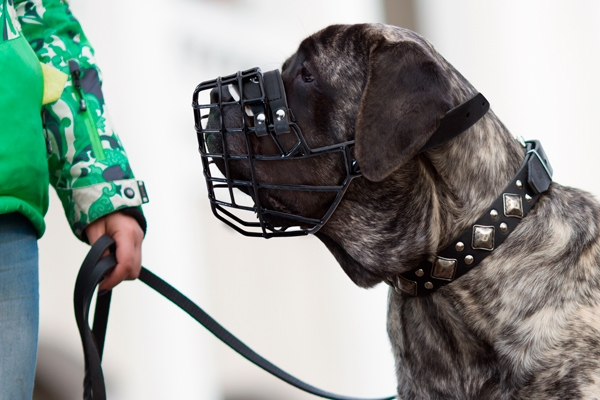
<box><xmin>527</xmin><ymin>182</ymin><xmax>600</xmax><ymax>261</ymax></box>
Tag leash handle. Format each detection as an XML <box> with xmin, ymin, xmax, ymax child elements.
<box><xmin>74</xmin><ymin>235</ymin><xmax>116</xmax><ymax>400</ymax></box>
<box><xmin>74</xmin><ymin>235</ymin><xmax>396</xmax><ymax>400</ymax></box>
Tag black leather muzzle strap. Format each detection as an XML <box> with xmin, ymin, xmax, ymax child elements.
<box><xmin>239</xmin><ymin>69</ymin><xmax>291</xmax><ymax>137</ymax></box>
<box><xmin>419</xmin><ymin>93</ymin><xmax>490</xmax><ymax>153</ymax></box>
<box><xmin>263</xmin><ymin>70</ymin><xmax>291</xmax><ymax>135</ymax></box>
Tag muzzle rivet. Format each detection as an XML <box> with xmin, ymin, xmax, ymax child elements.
<box><xmin>257</xmin><ymin>113</ymin><xmax>266</xmax><ymax>124</ymax></box>
<box><xmin>500</xmin><ymin>222</ymin><xmax>508</xmax><ymax>233</ymax></box>
<box><xmin>455</xmin><ymin>242</ymin><xmax>465</xmax><ymax>252</ymax></box>
<box><xmin>525</xmin><ymin>194</ymin><xmax>532</xmax><ymax>203</ymax></box>
<box><xmin>275</xmin><ymin>109</ymin><xmax>286</xmax><ymax>121</ymax></box>
<box><xmin>415</xmin><ymin>269</ymin><xmax>425</xmax><ymax>277</ymax></box>
<box><xmin>516</xmin><ymin>180</ymin><xmax>523</xmax><ymax>190</ymax></box>
<box><xmin>465</xmin><ymin>255</ymin><xmax>474</xmax><ymax>265</ymax></box>
<box><xmin>424</xmin><ymin>282</ymin><xmax>434</xmax><ymax>290</ymax></box>
<box><xmin>490</xmin><ymin>209</ymin><xmax>499</xmax><ymax>220</ymax></box>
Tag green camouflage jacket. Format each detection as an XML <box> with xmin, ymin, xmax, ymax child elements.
<box><xmin>0</xmin><ymin>0</ymin><xmax>147</xmax><ymax>240</ymax></box>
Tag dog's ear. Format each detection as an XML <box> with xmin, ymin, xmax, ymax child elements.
<box><xmin>355</xmin><ymin>39</ymin><xmax>453</xmax><ymax>182</ymax></box>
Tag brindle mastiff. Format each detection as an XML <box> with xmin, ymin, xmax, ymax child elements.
<box><xmin>212</xmin><ymin>23</ymin><xmax>600</xmax><ymax>399</ymax></box>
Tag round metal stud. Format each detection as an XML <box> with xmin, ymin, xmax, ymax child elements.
<box><xmin>275</xmin><ymin>109</ymin><xmax>286</xmax><ymax>121</ymax></box>
<box><xmin>490</xmin><ymin>209</ymin><xmax>499</xmax><ymax>220</ymax></box>
<box><xmin>500</xmin><ymin>222</ymin><xmax>508</xmax><ymax>233</ymax></box>
<box><xmin>465</xmin><ymin>255</ymin><xmax>474</xmax><ymax>265</ymax></box>
<box><xmin>516</xmin><ymin>180</ymin><xmax>523</xmax><ymax>190</ymax></box>
<box><xmin>415</xmin><ymin>269</ymin><xmax>424</xmax><ymax>277</ymax></box>
<box><xmin>525</xmin><ymin>194</ymin><xmax>532</xmax><ymax>203</ymax></box>
<box><xmin>256</xmin><ymin>113</ymin><xmax>266</xmax><ymax>124</ymax></box>
<box><xmin>424</xmin><ymin>282</ymin><xmax>434</xmax><ymax>290</ymax></box>
<box><xmin>455</xmin><ymin>242</ymin><xmax>465</xmax><ymax>252</ymax></box>
<box><xmin>124</xmin><ymin>188</ymin><xmax>135</xmax><ymax>199</ymax></box>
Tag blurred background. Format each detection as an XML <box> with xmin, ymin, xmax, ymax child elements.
<box><xmin>34</xmin><ymin>0</ymin><xmax>600</xmax><ymax>399</ymax></box>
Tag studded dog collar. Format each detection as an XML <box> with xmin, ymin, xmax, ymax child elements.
<box><xmin>388</xmin><ymin>139</ymin><xmax>553</xmax><ymax>297</ymax></box>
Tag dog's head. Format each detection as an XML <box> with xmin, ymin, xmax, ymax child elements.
<box><xmin>281</xmin><ymin>23</ymin><xmax>465</xmax><ymax>181</ymax></box>
<box><xmin>198</xmin><ymin>23</ymin><xmax>491</xmax><ymax>286</ymax></box>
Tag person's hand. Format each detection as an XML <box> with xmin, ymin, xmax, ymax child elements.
<box><xmin>84</xmin><ymin>211</ymin><xmax>144</xmax><ymax>293</ymax></box>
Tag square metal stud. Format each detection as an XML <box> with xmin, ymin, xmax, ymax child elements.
<box><xmin>394</xmin><ymin>275</ymin><xmax>417</xmax><ymax>296</ymax></box>
<box><xmin>503</xmin><ymin>193</ymin><xmax>523</xmax><ymax>218</ymax></box>
<box><xmin>472</xmin><ymin>225</ymin><xmax>495</xmax><ymax>251</ymax></box>
<box><xmin>432</xmin><ymin>257</ymin><xmax>458</xmax><ymax>281</ymax></box>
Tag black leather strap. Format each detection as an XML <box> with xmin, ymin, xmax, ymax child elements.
<box><xmin>392</xmin><ymin>140</ymin><xmax>552</xmax><ymax>296</ymax></box>
<box><xmin>74</xmin><ymin>236</ymin><xmax>396</xmax><ymax>400</ymax></box>
<box><xmin>263</xmin><ymin>69</ymin><xmax>291</xmax><ymax>135</ymax></box>
<box><xmin>241</xmin><ymin>75</ymin><xmax>269</xmax><ymax>137</ymax></box>
<box><xmin>74</xmin><ymin>235</ymin><xmax>115</xmax><ymax>400</ymax></box>
<box><xmin>419</xmin><ymin>93</ymin><xmax>490</xmax><ymax>153</ymax></box>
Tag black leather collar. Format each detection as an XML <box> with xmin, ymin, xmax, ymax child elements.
<box><xmin>388</xmin><ymin>139</ymin><xmax>553</xmax><ymax>297</ymax></box>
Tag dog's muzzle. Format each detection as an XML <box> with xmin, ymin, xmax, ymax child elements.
<box><xmin>192</xmin><ymin>68</ymin><xmax>361</xmax><ymax>238</ymax></box>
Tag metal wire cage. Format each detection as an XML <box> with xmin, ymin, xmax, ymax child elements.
<box><xmin>192</xmin><ymin>68</ymin><xmax>361</xmax><ymax>238</ymax></box>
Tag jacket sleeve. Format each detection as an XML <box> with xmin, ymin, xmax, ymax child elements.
<box><xmin>14</xmin><ymin>0</ymin><xmax>148</xmax><ymax>241</ymax></box>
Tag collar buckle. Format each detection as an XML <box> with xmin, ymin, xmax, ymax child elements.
<box><xmin>526</xmin><ymin>140</ymin><xmax>553</xmax><ymax>195</ymax></box>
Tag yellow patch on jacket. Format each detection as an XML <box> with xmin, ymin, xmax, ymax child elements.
<box><xmin>40</xmin><ymin>63</ymin><xmax>68</xmax><ymax>105</ymax></box>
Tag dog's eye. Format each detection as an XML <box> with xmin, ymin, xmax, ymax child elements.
<box><xmin>301</xmin><ymin>66</ymin><xmax>314</xmax><ymax>83</ymax></box>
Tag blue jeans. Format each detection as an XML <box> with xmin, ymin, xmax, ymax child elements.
<box><xmin>0</xmin><ymin>212</ymin><xmax>39</xmax><ymax>400</ymax></box>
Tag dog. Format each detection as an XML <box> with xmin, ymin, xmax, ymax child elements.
<box><xmin>208</xmin><ymin>23</ymin><xmax>600</xmax><ymax>399</ymax></box>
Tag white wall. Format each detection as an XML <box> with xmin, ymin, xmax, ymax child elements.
<box><xmin>38</xmin><ymin>1</ymin><xmax>600</xmax><ymax>399</ymax></box>
<box><xmin>37</xmin><ymin>1</ymin><xmax>396</xmax><ymax>400</ymax></box>
<box><xmin>414</xmin><ymin>0</ymin><xmax>600</xmax><ymax>198</ymax></box>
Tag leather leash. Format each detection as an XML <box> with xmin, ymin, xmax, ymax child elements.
<box><xmin>75</xmin><ymin>92</ymin><xmax>492</xmax><ymax>399</ymax></box>
<box><xmin>74</xmin><ymin>234</ymin><xmax>397</xmax><ymax>400</ymax></box>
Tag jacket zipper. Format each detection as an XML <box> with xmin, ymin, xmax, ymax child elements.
<box><xmin>2</xmin><ymin>0</ymin><xmax>7</xmax><ymax>41</ymax></box>
<box><xmin>69</xmin><ymin>60</ymin><xmax>105</xmax><ymax>161</ymax></box>
<box><xmin>41</xmin><ymin>108</ymin><xmax>52</xmax><ymax>154</ymax></box>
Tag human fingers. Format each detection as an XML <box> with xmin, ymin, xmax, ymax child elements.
<box><xmin>97</xmin><ymin>216</ymin><xmax>143</xmax><ymax>292</ymax></box>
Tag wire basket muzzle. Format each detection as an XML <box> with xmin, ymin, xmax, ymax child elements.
<box><xmin>192</xmin><ymin>68</ymin><xmax>361</xmax><ymax>238</ymax></box>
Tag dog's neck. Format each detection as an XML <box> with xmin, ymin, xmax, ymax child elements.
<box><xmin>424</xmin><ymin>109</ymin><xmax>526</xmax><ymax>251</ymax></box>
<box><xmin>317</xmin><ymin>109</ymin><xmax>525</xmax><ymax>288</ymax></box>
